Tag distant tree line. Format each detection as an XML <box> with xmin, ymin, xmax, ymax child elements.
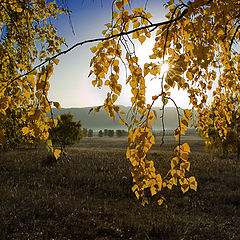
<box><xmin>82</xmin><ymin>128</ymin><xmax>127</xmax><ymax>138</ymax></box>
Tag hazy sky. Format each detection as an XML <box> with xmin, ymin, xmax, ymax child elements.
<box><xmin>48</xmin><ymin>0</ymin><xmax>190</xmax><ymax>108</ymax></box>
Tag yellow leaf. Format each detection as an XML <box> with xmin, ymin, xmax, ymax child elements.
<box><xmin>115</xmin><ymin>0</ymin><xmax>123</xmax><ymax>11</ymax></box>
<box><xmin>132</xmin><ymin>184</ymin><xmax>138</xmax><ymax>192</ymax></box>
<box><xmin>138</xmin><ymin>35</ymin><xmax>146</xmax><ymax>44</ymax></box>
<box><xmin>186</xmin><ymin>71</ymin><xmax>193</xmax><ymax>80</ymax></box>
<box><xmin>146</xmin><ymin>12</ymin><xmax>152</xmax><ymax>19</ymax></box>
<box><xmin>174</xmin><ymin>128</ymin><xmax>180</xmax><ymax>141</ymax></box>
<box><xmin>217</xmin><ymin>28</ymin><xmax>225</xmax><ymax>36</ymax></box>
<box><xmin>54</xmin><ymin>149</ymin><xmax>61</xmax><ymax>160</ymax></box>
<box><xmin>148</xmin><ymin>112</ymin><xmax>155</xmax><ymax>123</ymax></box>
<box><xmin>179</xmin><ymin>178</ymin><xmax>189</xmax><ymax>193</ymax></box>
<box><xmin>132</xmin><ymin>31</ymin><xmax>139</xmax><ymax>39</ymax></box>
<box><xmin>113</xmin><ymin>59</ymin><xmax>119</xmax><ymax>66</ymax></box>
<box><xmin>22</xmin><ymin>127</ymin><xmax>29</xmax><ymax>135</ymax></box>
<box><xmin>180</xmin><ymin>152</ymin><xmax>189</xmax><ymax>161</ymax></box>
<box><xmin>16</xmin><ymin>7</ymin><xmax>22</xmax><ymax>13</ymax></box>
<box><xmin>53</xmin><ymin>102</ymin><xmax>61</xmax><ymax>109</ymax></box>
<box><xmin>182</xmin><ymin>143</ymin><xmax>190</xmax><ymax>153</ymax></box>
<box><xmin>90</xmin><ymin>46</ymin><xmax>97</xmax><ymax>53</ymax></box>
<box><xmin>153</xmin><ymin>110</ymin><xmax>157</xmax><ymax>118</ymax></box>
<box><xmin>184</xmin><ymin>109</ymin><xmax>192</xmax><ymax>119</ymax></box>
<box><xmin>112</xmin><ymin>11</ymin><xmax>118</xmax><ymax>19</ymax></box>
<box><xmin>168</xmin><ymin>48</ymin><xmax>175</xmax><ymax>55</ymax></box>
<box><xmin>149</xmin><ymin>135</ymin><xmax>155</xmax><ymax>144</ymax></box>
<box><xmin>150</xmin><ymin>186</ymin><xmax>157</xmax><ymax>196</ymax></box>
<box><xmin>171</xmin><ymin>157</ymin><xmax>179</xmax><ymax>169</ymax></box>
<box><xmin>156</xmin><ymin>174</ymin><xmax>162</xmax><ymax>191</ymax></box>
<box><xmin>180</xmin><ymin>117</ymin><xmax>189</xmax><ymax>128</ymax></box>
<box><xmin>133</xmin><ymin>21</ymin><xmax>140</xmax><ymax>29</ymax></box>
<box><xmin>24</xmin><ymin>91</ymin><xmax>30</xmax><ymax>98</ymax></box>
<box><xmin>119</xmin><ymin>118</ymin><xmax>125</xmax><ymax>124</ymax></box>
<box><xmin>180</xmin><ymin>161</ymin><xmax>190</xmax><ymax>171</ymax></box>
<box><xmin>181</xmin><ymin>185</ymin><xmax>189</xmax><ymax>193</ymax></box>
<box><xmin>189</xmin><ymin>176</ymin><xmax>197</xmax><ymax>191</ymax></box>
<box><xmin>52</xmin><ymin>59</ymin><xmax>59</xmax><ymax>65</ymax></box>
<box><xmin>157</xmin><ymin>199</ymin><xmax>163</xmax><ymax>206</ymax></box>
<box><xmin>27</xmin><ymin>74</ymin><xmax>35</xmax><ymax>88</ymax></box>
<box><xmin>98</xmin><ymin>72</ymin><xmax>105</xmax><ymax>78</ymax></box>
<box><xmin>112</xmin><ymin>94</ymin><xmax>118</xmax><ymax>103</ymax></box>
<box><xmin>152</xmin><ymin>95</ymin><xmax>159</xmax><ymax>101</ymax></box>
<box><xmin>17</xmin><ymin>63</ymin><xmax>26</xmax><ymax>70</ymax></box>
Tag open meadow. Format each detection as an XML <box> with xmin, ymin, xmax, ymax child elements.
<box><xmin>0</xmin><ymin>136</ymin><xmax>240</xmax><ymax>240</ymax></box>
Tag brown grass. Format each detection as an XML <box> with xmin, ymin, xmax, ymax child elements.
<box><xmin>0</xmin><ymin>136</ymin><xmax>239</xmax><ymax>239</ymax></box>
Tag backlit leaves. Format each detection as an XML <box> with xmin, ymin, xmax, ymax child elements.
<box><xmin>0</xmin><ymin>1</ymin><xmax>65</xmax><ymax>147</ymax></box>
<box><xmin>88</xmin><ymin>0</ymin><xmax>204</xmax><ymax>205</ymax></box>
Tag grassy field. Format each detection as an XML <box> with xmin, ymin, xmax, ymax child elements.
<box><xmin>0</xmin><ymin>136</ymin><xmax>240</xmax><ymax>240</ymax></box>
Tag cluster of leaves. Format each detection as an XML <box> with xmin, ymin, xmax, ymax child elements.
<box><xmin>0</xmin><ymin>0</ymin><xmax>66</xmax><ymax>147</ymax></box>
<box><xmin>0</xmin><ymin>107</ymin><xmax>36</xmax><ymax>149</ymax></box>
<box><xmin>89</xmin><ymin>0</ymin><xmax>206</xmax><ymax>204</ymax></box>
<box><xmin>88</xmin><ymin>129</ymin><xmax>93</xmax><ymax>137</ymax></box>
<box><xmin>200</xmin><ymin>96</ymin><xmax>240</xmax><ymax>158</ymax></box>
<box><xmin>127</xmin><ymin>122</ymin><xmax>196</xmax><ymax>205</ymax></box>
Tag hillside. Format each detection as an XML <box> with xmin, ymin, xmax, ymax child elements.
<box><xmin>50</xmin><ymin>106</ymin><xmax>196</xmax><ymax>131</ymax></box>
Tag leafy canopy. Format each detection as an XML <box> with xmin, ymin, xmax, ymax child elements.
<box><xmin>0</xmin><ymin>0</ymin><xmax>65</xmax><ymax>145</ymax></box>
<box><xmin>89</xmin><ymin>0</ymin><xmax>239</xmax><ymax>204</ymax></box>
<box><xmin>49</xmin><ymin>113</ymin><xmax>83</xmax><ymax>149</ymax></box>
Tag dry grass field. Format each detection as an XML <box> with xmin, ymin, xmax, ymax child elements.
<box><xmin>0</xmin><ymin>136</ymin><xmax>240</xmax><ymax>239</ymax></box>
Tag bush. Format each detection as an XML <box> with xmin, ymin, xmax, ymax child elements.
<box><xmin>82</xmin><ymin>128</ymin><xmax>88</xmax><ymax>137</ymax></box>
<box><xmin>88</xmin><ymin>129</ymin><xmax>93</xmax><ymax>137</ymax></box>
<box><xmin>107</xmin><ymin>130</ymin><xmax>114</xmax><ymax>137</ymax></box>
<box><xmin>98</xmin><ymin>130</ymin><xmax>103</xmax><ymax>137</ymax></box>
<box><xmin>104</xmin><ymin>129</ymin><xmax>108</xmax><ymax>136</ymax></box>
<box><xmin>49</xmin><ymin>113</ymin><xmax>83</xmax><ymax>149</ymax></box>
<box><xmin>116</xmin><ymin>129</ymin><xmax>127</xmax><ymax>137</ymax></box>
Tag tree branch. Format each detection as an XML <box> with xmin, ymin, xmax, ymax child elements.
<box><xmin>1</xmin><ymin>7</ymin><xmax>189</xmax><ymax>92</ymax></box>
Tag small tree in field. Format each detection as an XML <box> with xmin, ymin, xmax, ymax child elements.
<box><xmin>98</xmin><ymin>130</ymin><xmax>103</xmax><ymax>137</ymax></box>
<box><xmin>107</xmin><ymin>130</ymin><xmax>114</xmax><ymax>137</ymax></box>
<box><xmin>88</xmin><ymin>129</ymin><xmax>93</xmax><ymax>137</ymax></box>
<box><xmin>116</xmin><ymin>129</ymin><xmax>123</xmax><ymax>137</ymax></box>
<box><xmin>104</xmin><ymin>129</ymin><xmax>108</xmax><ymax>136</ymax></box>
<box><xmin>49</xmin><ymin>113</ymin><xmax>83</xmax><ymax>150</ymax></box>
<box><xmin>82</xmin><ymin>128</ymin><xmax>88</xmax><ymax>137</ymax></box>
<box><xmin>116</xmin><ymin>129</ymin><xmax>127</xmax><ymax>137</ymax></box>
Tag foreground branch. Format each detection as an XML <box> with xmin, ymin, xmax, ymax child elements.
<box><xmin>2</xmin><ymin>8</ymin><xmax>188</xmax><ymax>91</ymax></box>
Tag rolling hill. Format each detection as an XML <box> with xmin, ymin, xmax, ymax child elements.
<box><xmin>50</xmin><ymin>106</ymin><xmax>196</xmax><ymax>131</ymax></box>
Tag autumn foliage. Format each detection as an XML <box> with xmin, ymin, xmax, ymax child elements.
<box><xmin>89</xmin><ymin>0</ymin><xmax>240</xmax><ymax>204</ymax></box>
<box><xmin>1</xmin><ymin>0</ymin><xmax>240</xmax><ymax>205</ymax></box>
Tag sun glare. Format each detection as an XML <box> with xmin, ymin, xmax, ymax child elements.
<box><xmin>160</xmin><ymin>62</ymin><xmax>169</xmax><ymax>77</ymax></box>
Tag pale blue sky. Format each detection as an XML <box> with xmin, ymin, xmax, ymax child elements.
<box><xmin>48</xmin><ymin>0</ymin><xmax>190</xmax><ymax>108</ymax></box>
